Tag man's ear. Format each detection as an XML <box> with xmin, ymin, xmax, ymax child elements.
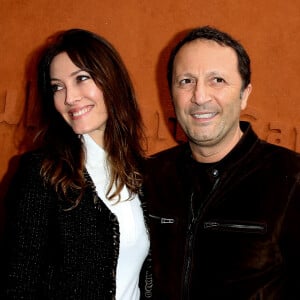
<box><xmin>240</xmin><ymin>83</ymin><xmax>252</xmax><ymax>110</ymax></box>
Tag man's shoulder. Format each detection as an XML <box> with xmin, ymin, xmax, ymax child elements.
<box><xmin>260</xmin><ymin>140</ymin><xmax>300</xmax><ymax>161</ymax></box>
<box><xmin>143</xmin><ymin>143</ymin><xmax>189</xmax><ymax>175</ymax></box>
<box><xmin>150</xmin><ymin>143</ymin><xmax>188</xmax><ymax>160</ymax></box>
<box><xmin>256</xmin><ymin>140</ymin><xmax>300</xmax><ymax>175</ymax></box>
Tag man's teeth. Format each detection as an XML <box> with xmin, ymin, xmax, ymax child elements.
<box><xmin>72</xmin><ymin>107</ymin><xmax>91</xmax><ymax>117</ymax></box>
<box><xmin>193</xmin><ymin>113</ymin><xmax>215</xmax><ymax>119</ymax></box>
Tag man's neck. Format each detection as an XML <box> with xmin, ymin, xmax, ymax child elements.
<box><xmin>190</xmin><ymin>129</ymin><xmax>243</xmax><ymax>163</ymax></box>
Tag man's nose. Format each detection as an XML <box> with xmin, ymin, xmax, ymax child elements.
<box><xmin>191</xmin><ymin>82</ymin><xmax>210</xmax><ymax>105</ymax></box>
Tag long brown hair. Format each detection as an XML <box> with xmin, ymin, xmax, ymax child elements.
<box><xmin>36</xmin><ymin>28</ymin><xmax>146</xmax><ymax>207</ymax></box>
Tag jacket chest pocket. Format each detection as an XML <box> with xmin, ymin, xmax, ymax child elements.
<box><xmin>201</xmin><ymin>219</ymin><xmax>275</xmax><ymax>271</ymax></box>
<box><xmin>203</xmin><ymin>220</ymin><xmax>267</xmax><ymax>234</ymax></box>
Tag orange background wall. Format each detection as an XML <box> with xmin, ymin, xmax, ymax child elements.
<box><xmin>0</xmin><ymin>0</ymin><xmax>299</xmax><ymax>232</ymax></box>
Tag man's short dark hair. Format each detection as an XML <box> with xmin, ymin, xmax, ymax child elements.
<box><xmin>167</xmin><ymin>26</ymin><xmax>251</xmax><ymax>92</ymax></box>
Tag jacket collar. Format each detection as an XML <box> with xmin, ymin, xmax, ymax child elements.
<box><xmin>183</xmin><ymin>121</ymin><xmax>259</xmax><ymax>173</ymax></box>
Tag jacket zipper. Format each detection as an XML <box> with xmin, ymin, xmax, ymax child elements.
<box><xmin>204</xmin><ymin>221</ymin><xmax>266</xmax><ymax>233</ymax></box>
<box><xmin>182</xmin><ymin>192</ymin><xmax>196</xmax><ymax>300</ymax></box>
<box><xmin>182</xmin><ymin>177</ymin><xmax>221</xmax><ymax>299</ymax></box>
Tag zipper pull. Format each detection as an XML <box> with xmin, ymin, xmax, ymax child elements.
<box><xmin>149</xmin><ymin>214</ymin><xmax>175</xmax><ymax>224</ymax></box>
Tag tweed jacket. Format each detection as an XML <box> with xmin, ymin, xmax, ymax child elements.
<box><xmin>1</xmin><ymin>150</ymin><xmax>152</xmax><ymax>299</ymax></box>
<box><xmin>143</xmin><ymin>121</ymin><xmax>300</xmax><ymax>300</ymax></box>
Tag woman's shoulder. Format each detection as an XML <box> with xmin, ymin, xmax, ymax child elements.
<box><xmin>20</xmin><ymin>148</ymin><xmax>45</xmax><ymax>160</ymax></box>
<box><xmin>18</xmin><ymin>148</ymin><xmax>46</xmax><ymax>166</ymax></box>
<box><xmin>11</xmin><ymin>149</ymin><xmax>46</xmax><ymax>180</ymax></box>
<box><xmin>4</xmin><ymin>149</ymin><xmax>52</xmax><ymax>215</ymax></box>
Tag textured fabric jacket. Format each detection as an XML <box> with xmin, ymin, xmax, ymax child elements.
<box><xmin>143</xmin><ymin>121</ymin><xmax>300</xmax><ymax>300</ymax></box>
<box><xmin>1</xmin><ymin>151</ymin><xmax>152</xmax><ymax>299</ymax></box>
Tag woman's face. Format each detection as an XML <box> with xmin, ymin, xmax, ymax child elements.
<box><xmin>50</xmin><ymin>52</ymin><xmax>108</xmax><ymax>147</ymax></box>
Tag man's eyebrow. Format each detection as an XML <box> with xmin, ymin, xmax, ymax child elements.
<box><xmin>174</xmin><ymin>72</ymin><xmax>195</xmax><ymax>78</ymax></box>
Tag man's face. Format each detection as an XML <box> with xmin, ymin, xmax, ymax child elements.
<box><xmin>172</xmin><ymin>39</ymin><xmax>251</xmax><ymax>152</ymax></box>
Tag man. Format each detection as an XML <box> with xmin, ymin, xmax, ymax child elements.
<box><xmin>143</xmin><ymin>26</ymin><xmax>300</xmax><ymax>299</ymax></box>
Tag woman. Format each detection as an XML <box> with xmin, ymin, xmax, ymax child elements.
<box><xmin>2</xmin><ymin>29</ymin><xmax>151</xmax><ymax>299</ymax></box>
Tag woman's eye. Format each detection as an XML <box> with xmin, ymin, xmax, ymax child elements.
<box><xmin>77</xmin><ymin>75</ymin><xmax>90</xmax><ymax>82</ymax></box>
<box><xmin>51</xmin><ymin>84</ymin><xmax>64</xmax><ymax>93</ymax></box>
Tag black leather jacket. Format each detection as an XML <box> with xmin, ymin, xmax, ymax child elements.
<box><xmin>143</xmin><ymin>121</ymin><xmax>300</xmax><ymax>300</ymax></box>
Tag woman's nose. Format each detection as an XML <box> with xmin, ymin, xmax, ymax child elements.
<box><xmin>64</xmin><ymin>87</ymin><xmax>82</xmax><ymax>105</ymax></box>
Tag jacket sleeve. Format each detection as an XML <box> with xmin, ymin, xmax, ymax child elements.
<box><xmin>1</xmin><ymin>152</ymin><xmax>54</xmax><ymax>299</ymax></box>
<box><xmin>280</xmin><ymin>170</ymin><xmax>300</xmax><ymax>299</ymax></box>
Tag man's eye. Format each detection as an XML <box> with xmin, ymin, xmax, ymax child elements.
<box><xmin>213</xmin><ymin>77</ymin><xmax>225</xmax><ymax>83</ymax></box>
<box><xmin>180</xmin><ymin>78</ymin><xmax>191</xmax><ymax>84</ymax></box>
<box><xmin>177</xmin><ymin>78</ymin><xmax>195</xmax><ymax>87</ymax></box>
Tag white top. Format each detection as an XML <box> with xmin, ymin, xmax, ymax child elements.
<box><xmin>83</xmin><ymin>134</ymin><xmax>149</xmax><ymax>300</ymax></box>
